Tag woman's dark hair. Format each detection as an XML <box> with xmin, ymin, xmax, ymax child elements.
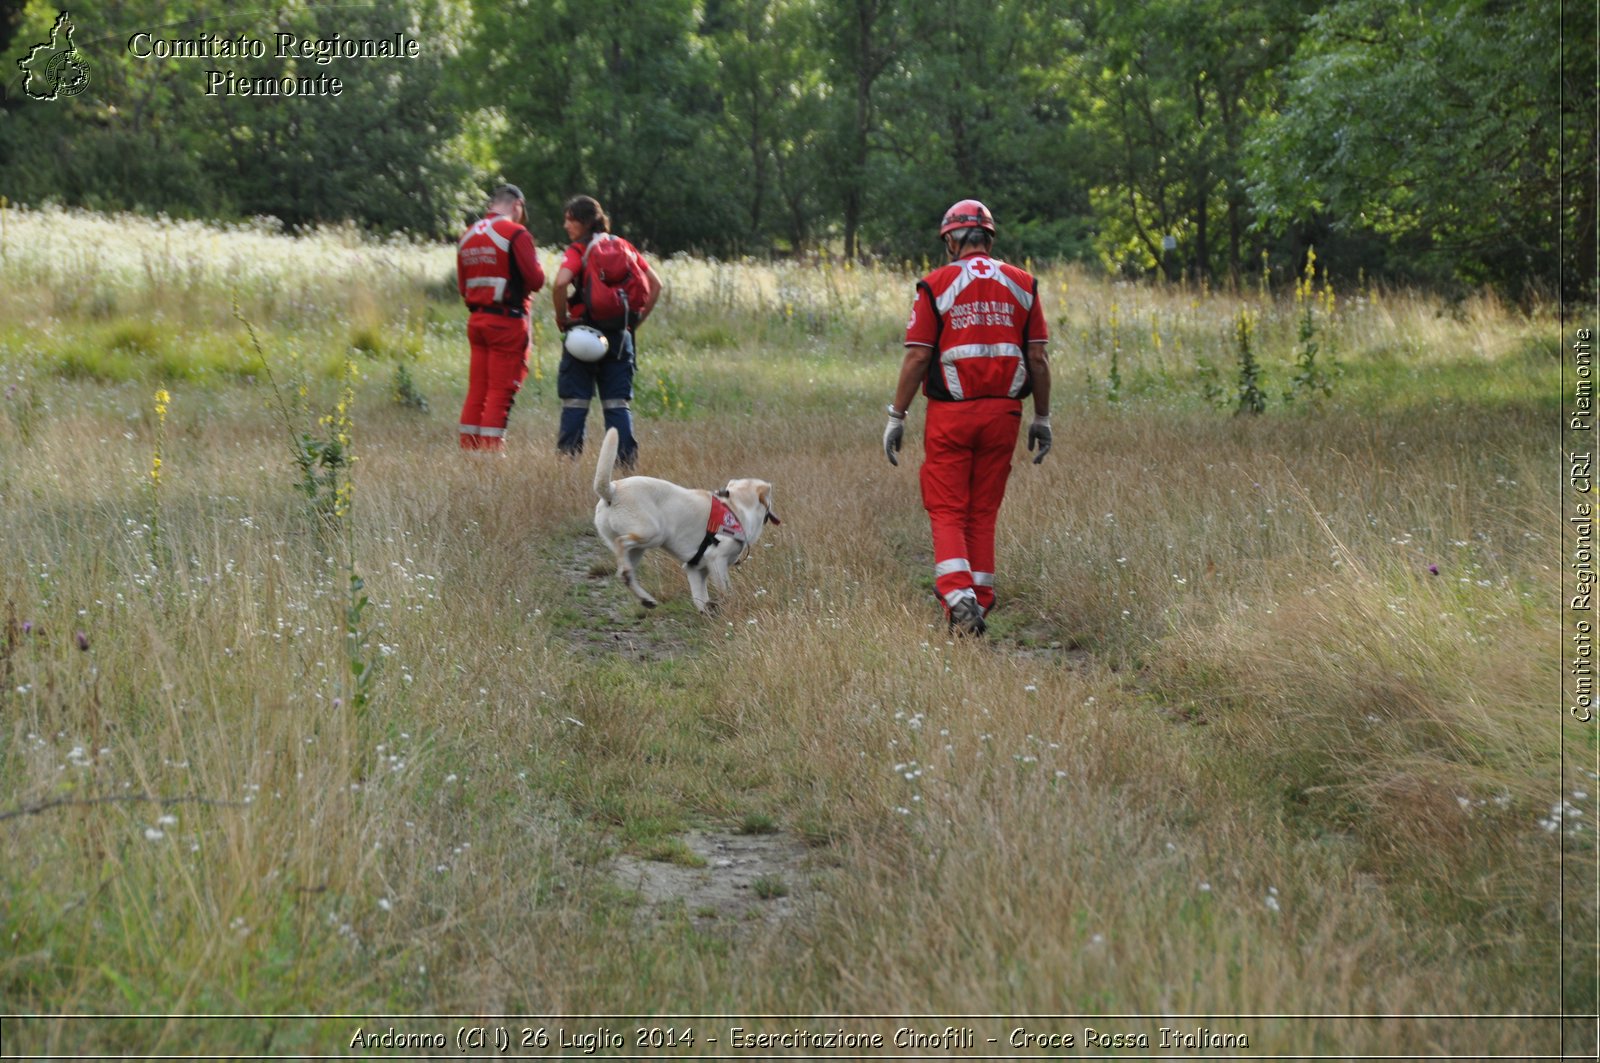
<box><xmin>563</xmin><ymin>195</ymin><xmax>610</xmax><ymax>236</ymax></box>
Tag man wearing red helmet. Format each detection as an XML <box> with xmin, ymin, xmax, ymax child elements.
<box><xmin>883</xmin><ymin>199</ymin><xmax>1052</xmax><ymax>636</ymax></box>
<box><xmin>457</xmin><ymin>184</ymin><xmax>544</xmax><ymax>451</ymax></box>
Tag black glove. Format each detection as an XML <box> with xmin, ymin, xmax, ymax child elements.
<box><xmin>1027</xmin><ymin>415</ymin><xmax>1052</xmax><ymax>464</ymax></box>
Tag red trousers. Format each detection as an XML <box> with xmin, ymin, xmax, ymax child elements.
<box><xmin>459</xmin><ymin>313</ymin><xmax>530</xmax><ymax>450</ymax></box>
<box><xmin>920</xmin><ymin>397</ymin><xmax>1021</xmax><ymax>615</ymax></box>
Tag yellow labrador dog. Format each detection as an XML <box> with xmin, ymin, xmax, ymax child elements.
<box><xmin>592</xmin><ymin>428</ymin><xmax>780</xmax><ymax>614</ymax></box>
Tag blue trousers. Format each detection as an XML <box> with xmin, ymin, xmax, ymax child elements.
<box><xmin>557</xmin><ymin>327</ymin><xmax>637</xmax><ymax>466</ymax></box>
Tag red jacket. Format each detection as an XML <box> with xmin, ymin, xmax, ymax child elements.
<box><xmin>904</xmin><ymin>252</ymin><xmax>1047</xmax><ymax>402</ymax></box>
<box><xmin>457</xmin><ymin>211</ymin><xmax>544</xmax><ymax>314</ymax></box>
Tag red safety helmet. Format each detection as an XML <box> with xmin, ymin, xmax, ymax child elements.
<box><xmin>939</xmin><ymin>199</ymin><xmax>995</xmax><ymax>238</ymax></box>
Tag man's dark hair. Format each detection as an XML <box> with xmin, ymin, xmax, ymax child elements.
<box><xmin>947</xmin><ymin>226</ymin><xmax>993</xmax><ymax>253</ymax></box>
<box><xmin>564</xmin><ymin>195</ymin><xmax>611</xmax><ymax>236</ymax></box>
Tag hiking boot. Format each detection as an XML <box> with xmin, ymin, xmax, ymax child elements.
<box><xmin>948</xmin><ymin>597</ymin><xmax>987</xmax><ymax>638</ymax></box>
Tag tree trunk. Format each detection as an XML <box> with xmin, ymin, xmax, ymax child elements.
<box><xmin>1192</xmin><ymin>76</ymin><xmax>1209</xmax><ymax>284</ymax></box>
<box><xmin>748</xmin><ymin>88</ymin><xmax>766</xmax><ymax>243</ymax></box>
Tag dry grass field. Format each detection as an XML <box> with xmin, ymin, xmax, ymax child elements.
<box><xmin>0</xmin><ymin>206</ymin><xmax>1589</xmax><ymax>1056</ymax></box>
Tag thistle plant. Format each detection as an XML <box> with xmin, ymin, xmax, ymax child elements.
<box><xmin>344</xmin><ymin>571</ymin><xmax>374</xmax><ymax>714</ymax></box>
<box><xmin>330</xmin><ymin>353</ymin><xmax>356</xmax><ymax>524</ymax></box>
<box><xmin>1195</xmin><ymin>356</ymin><xmax>1225</xmax><ymax>407</ymax></box>
<box><xmin>392</xmin><ymin>362</ymin><xmax>429</xmax><ymax>412</ymax></box>
<box><xmin>235</xmin><ymin>304</ymin><xmax>375</xmax><ymax>717</ymax></box>
<box><xmin>330</xmin><ymin>353</ymin><xmax>376</xmax><ymax>716</ymax></box>
<box><xmin>1106</xmin><ymin>302</ymin><xmax>1123</xmax><ymax>403</ymax></box>
<box><xmin>639</xmin><ymin>368</ymin><xmax>689</xmax><ymax>418</ymax></box>
<box><xmin>1285</xmin><ymin>247</ymin><xmax>1339</xmax><ymax>405</ymax></box>
<box><xmin>1233</xmin><ymin>308</ymin><xmax>1266</xmax><ymax>416</ymax></box>
<box><xmin>236</xmin><ymin>303</ymin><xmax>353</xmax><ymax>534</ymax></box>
<box><xmin>529</xmin><ymin>317</ymin><xmax>545</xmax><ymax>385</ymax></box>
<box><xmin>148</xmin><ymin>387</ymin><xmax>169</xmax><ymax>565</ymax></box>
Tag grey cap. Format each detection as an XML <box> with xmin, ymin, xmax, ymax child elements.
<box><xmin>491</xmin><ymin>183</ymin><xmax>525</xmax><ymax>203</ymax></box>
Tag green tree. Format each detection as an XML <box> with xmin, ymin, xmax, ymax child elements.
<box><xmin>0</xmin><ymin>0</ymin><xmax>480</xmax><ymax>235</ymax></box>
<box><xmin>1</xmin><ymin>1</ymin><xmax>226</xmax><ymax>213</ymax></box>
<box><xmin>817</xmin><ymin>0</ymin><xmax>908</xmax><ymax>260</ymax></box>
<box><xmin>1071</xmin><ymin>0</ymin><xmax>1312</xmax><ymax>284</ymax></box>
<box><xmin>700</xmin><ymin>0</ymin><xmax>830</xmax><ymax>252</ymax></box>
<box><xmin>865</xmin><ymin>0</ymin><xmax>1094</xmax><ymax>263</ymax></box>
<box><xmin>0</xmin><ymin>0</ymin><xmax>30</xmax><ymax>74</ymax></box>
<box><xmin>1560</xmin><ymin>0</ymin><xmax>1597</xmax><ymax>299</ymax></box>
<box><xmin>471</xmin><ymin>0</ymin><xmax>738</xmax><ymax>252</ymax></box>
<box><xmin>1248</xmin><ymin>0</ymin><xmax>1577</xmax><ymax>298</ymax></box>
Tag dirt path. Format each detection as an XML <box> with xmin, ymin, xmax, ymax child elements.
<box><xmin>553</xmin><ymin>534</ymin><xmax>701</xmax><ymax>663</ymax></box>
<box><xmin>550</xmin><ymin>536</ymin><xmax>1080</xmax><ymax>933</ymax></box>
<box><xmin>991</xmin><ymin>617</ymin><xmax>1098</xmax><ymax>669</ymax></box>
<box><xmin>612</xmin><ymin>830</ymin><xmax>816</xmax><ymax>929</ymax></box>
<box><xmin>547</xmin><ymin>539</ymin><xmax>820</xmax><ymax>929</ymax></box>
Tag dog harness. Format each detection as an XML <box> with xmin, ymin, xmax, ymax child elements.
<box><xmin>688</xmin><ymin>494</ymin><xmax>748</xmax><ymax>568</ymax></box>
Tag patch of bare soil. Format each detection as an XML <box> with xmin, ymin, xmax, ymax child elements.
<box><xmin>554</xmin><ymin>535</ymin><xmax>700</xmax><ymax>663</ymax></box>
<box><xmin>992</xmin><ymin>619</ymin><xmax>1096</xmax><ymax>669</ymax></box>
<box><xmin>612</xmin><ymin>830</ymin><xmax>815</xmax><ymax>930</ymax></box>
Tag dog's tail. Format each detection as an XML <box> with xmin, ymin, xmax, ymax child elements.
<box><xmin>593</xmin><ymin>427</ymin><xmax>619</xmax><ymax>505</ymax></box>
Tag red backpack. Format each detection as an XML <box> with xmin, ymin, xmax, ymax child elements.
<box><xmin>580</xmin><ymin>234</ymin><xmax>636</xmax><ymax>327</ymax></box>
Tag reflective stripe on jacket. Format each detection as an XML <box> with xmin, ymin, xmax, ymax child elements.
<box><xmin>904</xmin><ymin>254</ymin><xmax>1047</xmax><ymax>402</ymax></box>
<box><xmin>458</xmin><ymin>212</ymin><xmax>543</xmax><ymax>312</ymax></box>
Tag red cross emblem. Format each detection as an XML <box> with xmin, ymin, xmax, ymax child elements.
<box><xmin>967</xmin><ymin>258</ymin><xmax>993</xmax><ymax>278</ymax></box>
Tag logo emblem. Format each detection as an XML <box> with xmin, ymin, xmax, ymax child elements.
<box><xmin>967</xmin><ymin>258</ymin><xmax>994</xmax><ymax>278</ymax></box>
<box><xmin>19</xmin><ymin>11</ymin><xmax>91</xmax><ymax>101</ymax></box>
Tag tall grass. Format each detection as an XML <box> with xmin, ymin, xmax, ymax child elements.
<box><xmin>0</xmin><ymin>208</ymin><xmax>1582</xmax><ymax>1055</ymax></box>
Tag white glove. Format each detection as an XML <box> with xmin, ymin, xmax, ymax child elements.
<box><xmin>883</xmin><ymin>405</ymin><xmax>906</xmax><ymax>466</ymax></box>
<box><xmin>1027</xmin><ymin>414</ymin><xmax>1052</xmax><ymax>464</ymax></box>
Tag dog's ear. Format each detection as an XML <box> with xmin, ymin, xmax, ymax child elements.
<box><xmin>758</xmin><ymin>483</ymin><xmax>780</xmax><ymax>525</ymax></box>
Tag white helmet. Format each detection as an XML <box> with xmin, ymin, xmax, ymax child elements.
<box><xmin>564</xmin><ymin>324</ymin><xmax>609</xmax><ymax>363</ymax></box>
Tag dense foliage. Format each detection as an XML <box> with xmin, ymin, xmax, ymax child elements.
<box><xmin>0</xmin><ymin>0</ymin><xmax>1588</xmax><ymax>297</ymax></box>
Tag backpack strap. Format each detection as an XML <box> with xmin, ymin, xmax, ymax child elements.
<box><xmin>917</xmin><ymin>280</ymin><xmax>942</xmax><ymax>348</ymax></box>
<box><xmin>579</xmin><ymin>237</ymin><xmax>597</xmax><ymax>324</ymax></box>
<box><xmin>917</xmin><ymin>279</ymin><xmax>944</xmax><ymax>393</ymax></box>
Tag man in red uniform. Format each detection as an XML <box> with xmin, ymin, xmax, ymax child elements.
<box><xmin>457</xmin><ymin>184</ymin><xmax>545</xmax><ymax>451</ymax></box>
<box><xmin>883</xmin><ymin>199</ymin><xmax>1053</xmax><ymax>636</ymax></box>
